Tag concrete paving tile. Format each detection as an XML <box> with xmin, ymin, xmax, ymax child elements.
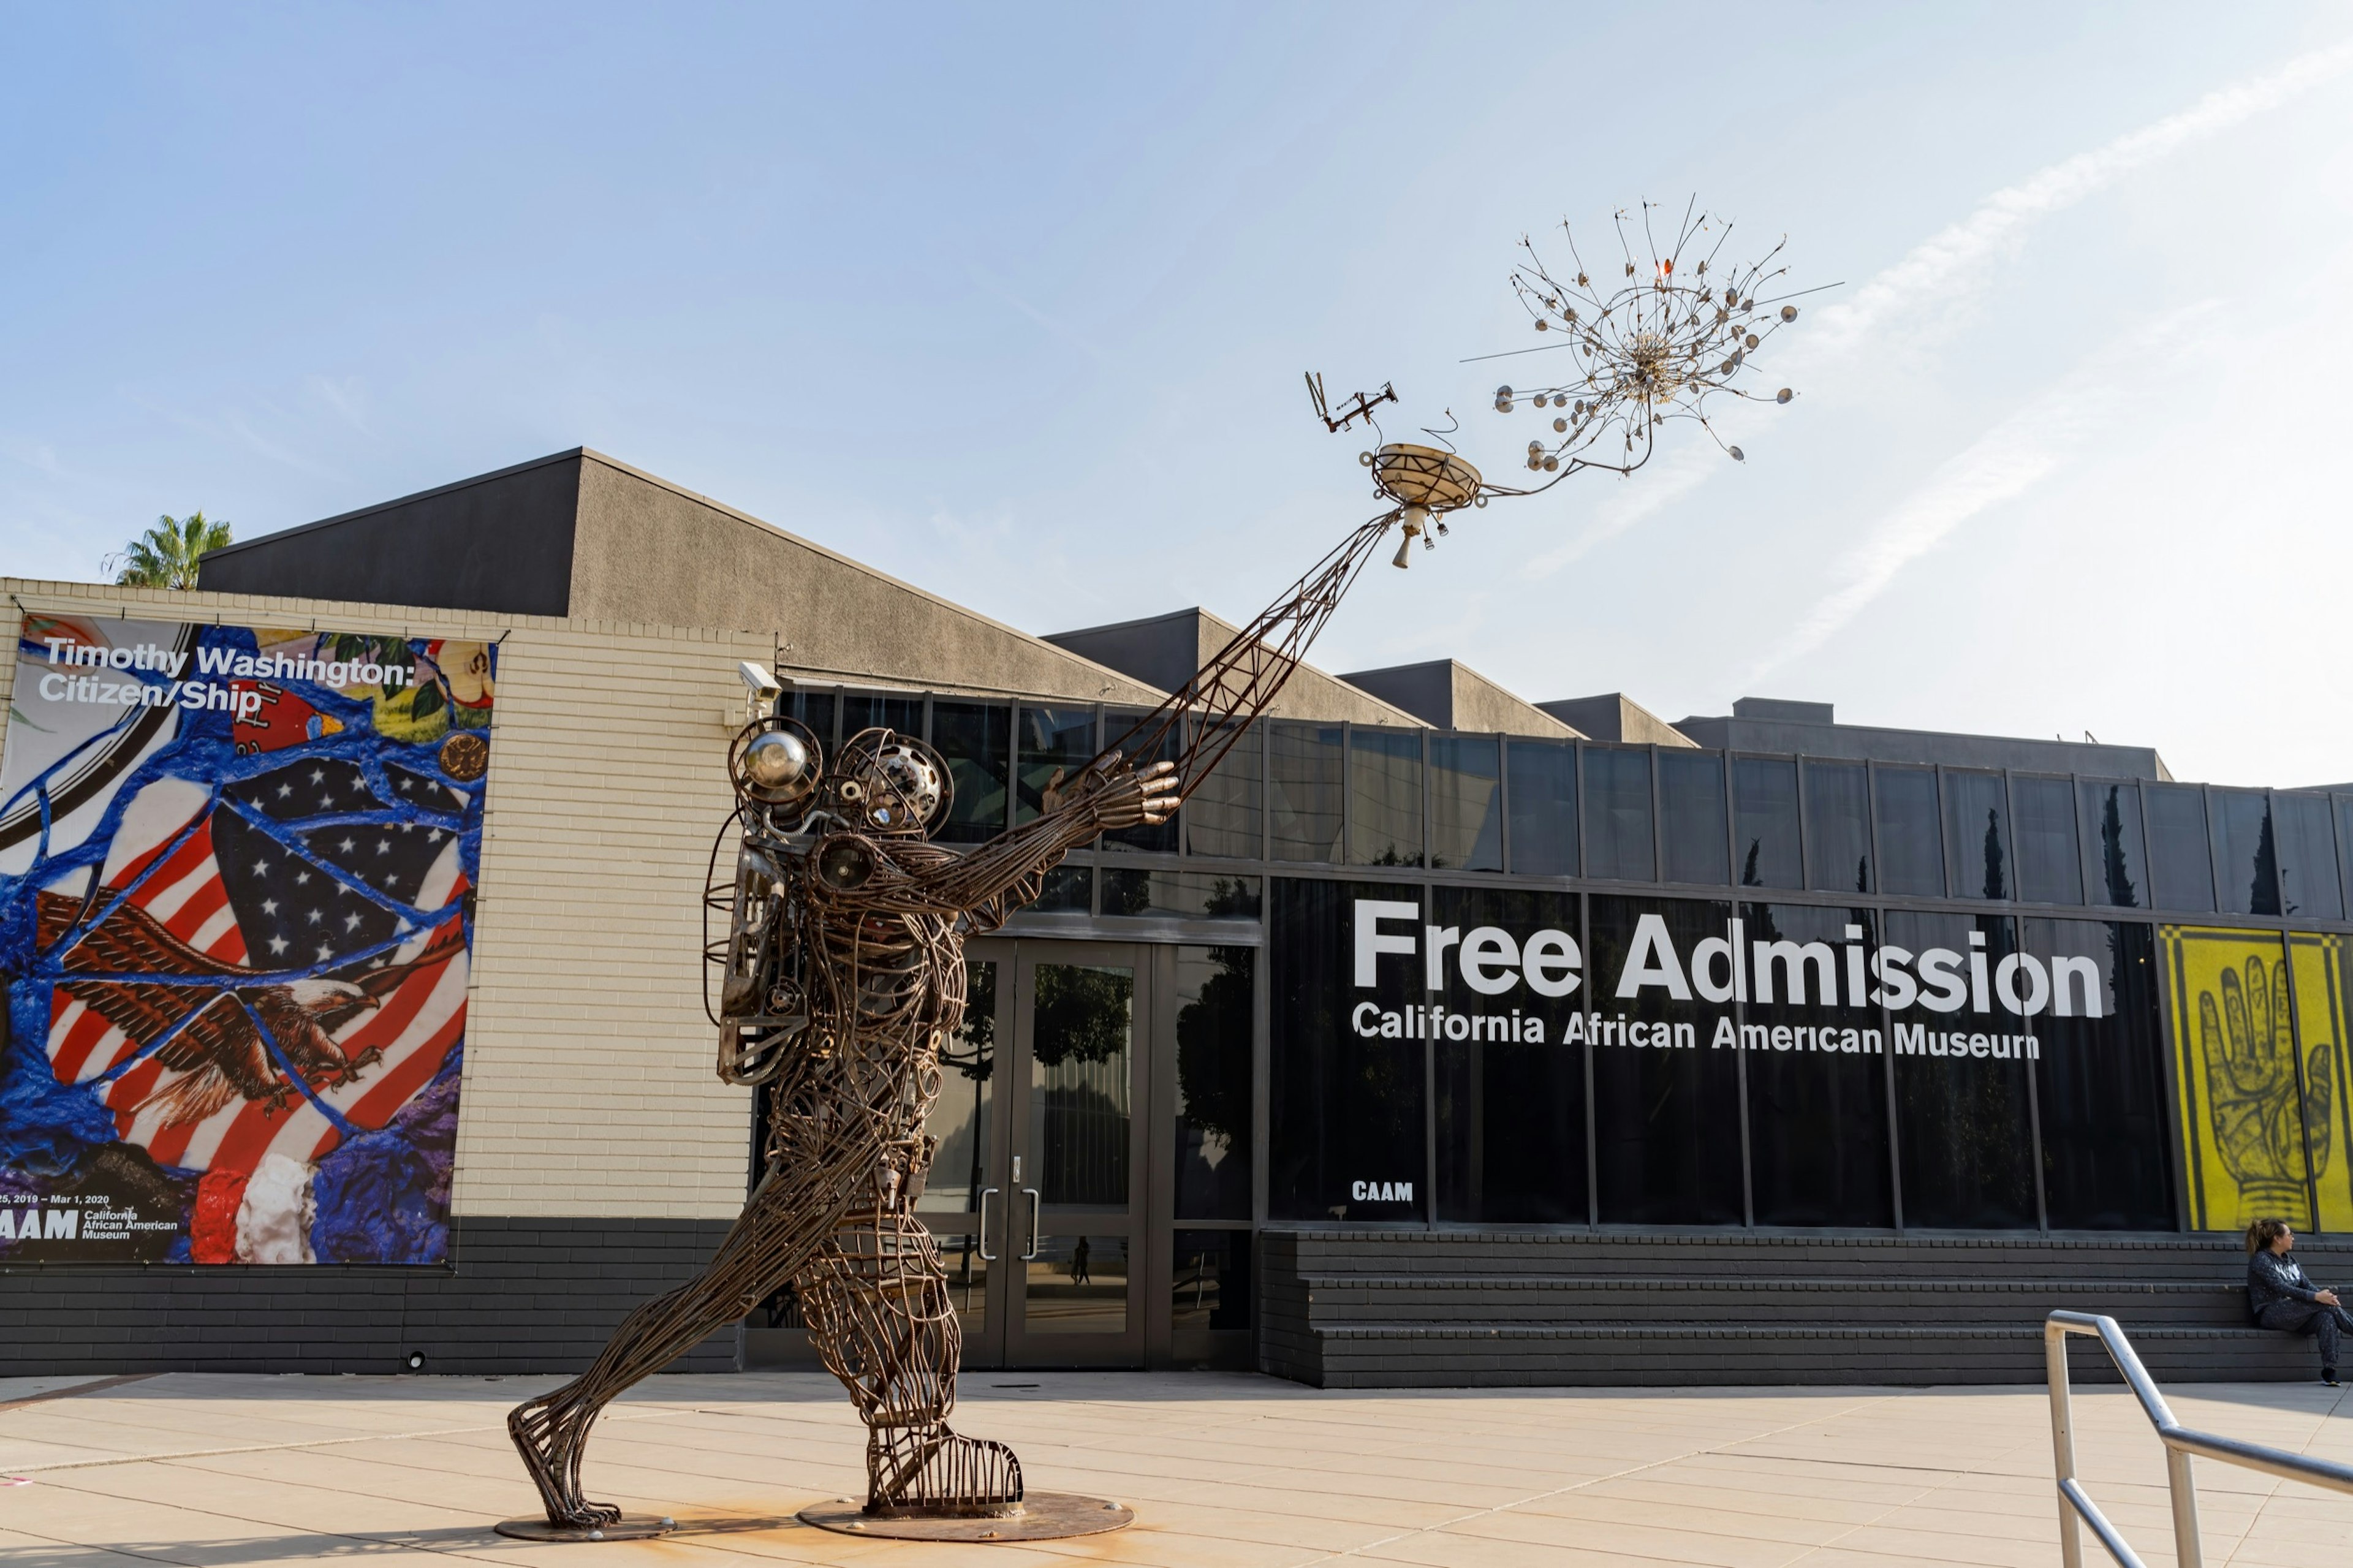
<box><xmin>1827</xmin><ymin>1522</ymin><xmax>2058</xmax><ymax>1567</ymax></box>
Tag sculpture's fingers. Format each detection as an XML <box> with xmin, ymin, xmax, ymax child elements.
<box><xmin>1140</xmin><ymin>759</ymin><xmax>1178</xmax><ymax>780</ymax></box>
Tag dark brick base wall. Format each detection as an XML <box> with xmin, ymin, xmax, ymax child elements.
<box><xmin>0</xmin><ymin>1216</ymin><xmax>740</xmax><ymax>1376</ymax></box>
<box><xmin>1261</xmin><ymin>1229</ymin><xmax>2353</xmax><ymax>1389</ymax></box>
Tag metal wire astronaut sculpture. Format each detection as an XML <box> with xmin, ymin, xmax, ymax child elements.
<box><xmin>503</xmin><ymin>197</ymin><xmax>1809</xmax><ymax>1538</ymax></box>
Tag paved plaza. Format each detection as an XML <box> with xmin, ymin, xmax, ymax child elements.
<box><xmin>2</xmin><ymin>1368</ymin><xmax>2350</xmax><ymax>1567</ymax></box>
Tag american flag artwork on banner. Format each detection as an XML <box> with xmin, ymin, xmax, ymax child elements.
<box><xmin>0</xmin><ymin>613</ymin><xmax>494</xmax><ymax>1263</ymax></box>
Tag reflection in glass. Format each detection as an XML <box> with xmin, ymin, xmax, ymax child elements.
<box><xmin>1014</xmin><ymin>865</ymin><xmax>1089</xmax><ymax>915</ymax></box>
<box><xmin>1804</xmin><ymin>760</ymin><xmax>1872</xmax><ymax>895</ymax></box>
<box><xmin>1659</xmin><ymin>751</ymin><xmax>1729</xmax><ymax>885</ymax></box>
<box><xmin>2275</xmin><ymin>794</ymin><xmax>2343</xmax><ymax>922</ymax></box>
<box><xmin>1025</xmin><ymin>1235</ymin><xmax>1127</xmax><ymax>1334</ymax></box>
<box><xmin>2079</xmin><ymin>782</ymin><xmax>2147</xmax><ymax>909</ymax></box>
<box><xmin>1942</xmin><ymin>771</ymin><xmax>2010</xmax><ymax>900</ymax></box>
<box><xmin>925</xmin><ymin>960</ymin><xmax>996</xmax><ymax>1215</ymax></box>
<box><xmin>1349</xmin><ymin>727</ymin><xmax>1425</xmax><ymax>866</ymax></box>
<box><xmin>841</xmin><ymin>691</ymin><xmax>924</xmax><ymax>740</ymax></box>
<box><xmin>931</xmin><ymin>701</ymin><xmax>1011</xmax><ymax>844</ymax></box>
<box><xmin>1029</xmin><ymin>964</ymin><xmax>1131</xmax><ymax>1207</ymax></box>
<box><xmin>792</xmin><ymin>689</ymin><xmax>838</xmax><ymax>746</ymax></box>
<box><xmin>2162</xmin><ymin>926</ymin><xmax>2310</xmax><ymax>1229</ymax></box>
<box><xmin>1429</xmin><ymin>735</ymin><xmax>1503</xmax><ymax>871</ymax></box>
<box><xmin>939</xmin><ymin>1237</ymin><xmax>989</xmax><ymax>1339</ymax></box>
<box><xmin>1885</xmin><ymin>911</ymin><xmax>2037</xmax><ymax>1228</ymax></box>
<box><xmin>1506</xmin><ymin>740</ymin><xmax>1577</xmax><ymax>876</ymax></box>
<box><xmin>1588</xmin><ymin>896</ymin><xmax>1743</xmax><ymax>1225</ymax></box>
<box><xmin>1433</xmin><ymin>886</ymin><xmax>1586</xmax><ymax>1224</ymax></box>
<box><xmin>1100</xmin><ymin>869</ymin><xmax>1262</xmax><ymax>921</ymax></box>
<box><xmin>1174</xmin><ymin>947</ymin><xmax>1254</xmax><ymax>1221</ymax></box>
<box><xmin>1269</xmin><ymin>724</ymin><xmax>1344</xmax><ymax>862</ymax></box>
<box><xmin>1873</xmin><ymin>766</ymin><xmax>1944</xmax><ymax>897</ymax></box>
<box><xmin>1740</xmin><ymin>903</ymin><xmax>1892</xmax><ymax>1227</ymax></box>
<box><xmin>1015</xmin><ymin>706</ymin><xmax>1096</xmax><ymax>825</ymax></box>
<box><xmin>2026</xmin><ymin>920</ymin><xmax>2170</xmax><ymax>1230</ymax></box>
<box><xmin>2210</xmin><ymin>789</ymin><xmax>2281</xmax><ymax>917</ymax></box>
<box><xmin>2012</xmin><ymin>776</ymin><xmax>2083</xmax><ymax>906</ymax></box>
<box><xmin>2145</xmin><ymin>784</ymin><xmax>2216</xmax><ymax>912</ymax></box>
<box><xmin>1098</xmin><ymin>708</ymin><xmax>1178</xmax><ymax>854</ymax></box>
<box><xmin>1268</xmin><ymin>879</ymin><xmax>1427</xmax><ymax>1221</ymax></box>
<box><xmin>1583</xmin><ymin>748</ymin><xmax>1656</xmax><ymax>882</ymax></box>
<box><xmin>1172</xmin><ymin>1230</ymin><xmax>1251</xmax><ymax>1331</ymax></box>
<box><xmin>1185</xmin><ymin>719</ymin><xmax>1260</xmax><ymax>860</ymax></box>
<box><xmin>1733</xmin><ymin>757</ymin><xmax>1802</xmax><ymax>890</ymax></box>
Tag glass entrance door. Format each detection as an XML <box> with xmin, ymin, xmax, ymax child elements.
<box><xmin>917</xmin><ymin>939</ymin><xmax>1148</xmax><ymax>1368</ymax></box>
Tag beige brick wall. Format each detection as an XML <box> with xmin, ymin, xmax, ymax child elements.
<box><xmin>0</xmin><ymin>579</ymin><xmax>759</xmax><ymax>1221</ymax></box>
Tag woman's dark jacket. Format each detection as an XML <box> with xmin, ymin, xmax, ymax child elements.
<box><xmin>2248</xmin><ymin>1250</ymin><xmax>2325</xmax><ymax>1319</ymax></box>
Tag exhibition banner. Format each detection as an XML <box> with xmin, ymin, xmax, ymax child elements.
<box><xmin>2165</xmin><ymin>924</ymin><xmax>2353</xmax><ymax>1232</ymax></box>
<box><xmin>0</xmin><ymin>613</ymin><xmax>493</xmax><ymax>1263</ymax></box>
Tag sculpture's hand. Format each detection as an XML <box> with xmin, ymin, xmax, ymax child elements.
<box><xmin>1082</xmin><ymin>759</ymin><xmax>1181</xmax><ymax>830</ymax></box>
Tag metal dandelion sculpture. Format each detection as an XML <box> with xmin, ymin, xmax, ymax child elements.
<box><xmin>1487</xmin><ymin>198</ymin><xmax>1824</xmax><ymax>480</ymax></box>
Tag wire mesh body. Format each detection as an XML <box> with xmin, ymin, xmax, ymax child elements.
<box><xmin>504</xmin><ymin>508</ymin><xmax>1427</xmax><ymax>1528</ymax></box>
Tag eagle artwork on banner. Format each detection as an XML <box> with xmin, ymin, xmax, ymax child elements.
<box><xmin>0</xmin><ymin>613</ymin><xmax>493</xmax><ymax>1263</ymax></box>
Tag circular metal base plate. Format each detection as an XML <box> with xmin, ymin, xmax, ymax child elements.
<box><xmin>796</xmin><ymin>1493</ymin><xmax>1134</xmax><ymax>1542</ymax></box>
<box><xmin>494</xmin><ymin>1513</ymin><xmax>676</xmax><ymax>1542</ymax></box>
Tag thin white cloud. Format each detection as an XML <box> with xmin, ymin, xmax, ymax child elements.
<box><xmin>1746</xmin><ymin>305</ymin><xmax>2217</xmax><ymax>683</ymax></box>
<box><xmin>1802</xmin><ymin>39</ymin><xmax>2353</xmax><ymax>360</ymax></box>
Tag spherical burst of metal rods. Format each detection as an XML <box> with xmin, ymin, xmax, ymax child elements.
<box><xmin>1485</xmin><ymin>199</ymin><xmax>1818</xmax><ymax>488</ymax></box>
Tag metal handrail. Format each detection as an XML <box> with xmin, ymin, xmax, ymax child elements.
<box><xmin>2046</xmin><ymin>1309</ymin><xmax>2353</xmax><ymax>1568</ymax></box>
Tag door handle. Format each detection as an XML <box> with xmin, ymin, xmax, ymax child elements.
<box><xmin>977</xmin><ymin>1187</ymin><xmax>999</xmax><ymax>1261</ymax></box>
<box><xmin>1022</xmin><ymin>1188</ymin><xmax>1041</xmax><ymax>1261</ymax></box>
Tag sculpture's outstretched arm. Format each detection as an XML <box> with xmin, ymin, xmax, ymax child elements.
<box><xmin>1093</xmin><ymin>512</ymin><xmax>1396</xmax><ymax>801</ymax></box>
<box><xmin>816</xmin><ymin>760</ymin><xmax>1178</xmax><ymax>930</ymax></box>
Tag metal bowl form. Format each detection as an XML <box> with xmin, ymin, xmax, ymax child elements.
<box><xmin>1373</xmin><ymin>444</ymin><xmax>1482</xmax><ymax>513</ymax></box>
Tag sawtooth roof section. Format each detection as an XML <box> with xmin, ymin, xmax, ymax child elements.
<box><xmin>1336</xmin><ymin>659</ymin><xmax>1580</xmax><ymax>738</ymax></box>
<box><xmin>1045</xmin><ymin>607</ymin><xmax>1428</xmax><ymax>728</ymax></box>
<box><xmin>199</xmin><ymin>449</ymin><xmax>1162</xmax><ymax>706</ymax></box>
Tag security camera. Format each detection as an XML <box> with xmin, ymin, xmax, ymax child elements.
<box><xmin>738</xmin><ymin>661</ymin><xmax>783</xmax><ymax>725</ymax></box>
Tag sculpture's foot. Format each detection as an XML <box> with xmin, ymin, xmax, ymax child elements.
<box><xmin>868</xmin><ymin>1426</ymin><xmax>1024</xmax><ymax>1518</ymax></box>
<box><xmin>507</xmin><ymin>1392</ymin><xmax>623</xmax><ymax>1528</ymax></box>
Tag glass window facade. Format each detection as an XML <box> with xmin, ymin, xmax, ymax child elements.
<box><xmin>1428</xmin><ymin>735</ymin><xmax>1503</xmax><ymax>872</ymax></box>
<box><xmin>1015</xmin><ymin>706</ymin><xmax>1096</xmax><ymax>825</ymax></box>
<box><xmin>1659</xmin><ymin>751</ymin><xmax>1729</xmax><ymax>887</ymax></box>
<box><xmin>1173</xmin><ymin>945</ymin><xmax>1253</xmax><ymax>1221</ymax></box>
<box><xmin>1884</xmin><ymin>910</ymin><xmax>2037</xmax><ymax>1228</ymax></box>
<box><xmin>2145</xmin><ymin>784</ymin><xmax>2216</xmax><ymax>912</ymax></box>
<box><xmin>926</xmin><ymin>693</ymin><xmax>2353</xmax><ymax>1240</ymax></box>
<box><xmin>2012</xmin><ymin>775</ymin><xmax>2083</xmax><ymax>906</ymax></box>
<box><xmin>2276</xmin><ymin>793</ymin><xmax>2342</xmax><ymax>922</ymax></box>
<box><xmin>1099</xmin><ymin>708</ymin><xmax>1178</xmax><ymax>854</ymax></box>
<box><xmin>1432</xmin><ymin>886</ymin><xmax>1586</xmax><ymax>1224</ymax></box>
<box><xmin>1186</xmin><ymin>719</ymin><xmax>1259</xmax><ymax>860</ymax></box>
<box><xmin>1803</xmin><ymin>760</ymin><xmax>1871</xmax><ymax>895</ymax></box>
<box><xmin>1349</xmin><ymin>728</ymin><xmax>1424</xmax><ymax>868</ymax></box>
<box><xmin>1582</xmin><ymin>748</ymin><xmax>1656</xmax><ymax>882</ymax></box>
<box><xmin>1873</xmin><ymin>766</ymin><xmax>1944</xmax><ymax>898</ymax></box>
<box><xmin>1587</xmin><ymin>895</ymin><xmax>1744</xmax><ymax>1224</ymax></box>
<box><xmin>2210</xmin><ymin>788</ymin><xmax>2281</xmax><ymax>917</ymax></box>
<box><xmin>1268</xmin><ymin>879</ymin><xmax>1426</xmax><ymax>1221</ymax></box>
<box><xmin>1268</xmin><ymin>723</ymin><xmax>1344</xmax><ymax>863</ymax></box>
<box><xmin>1942</xmin><ymin>771</ymin><xmax>2011</xmax><ymax>901</ymax></box>
<box><xmin>1740</xmin><ymin>902</ymin><xmax>1892</xmax><ymax>1227</ymax></box>
<box><xmin>1733</xmin><ymin>757</ymin><xmax>1802</xmax><ymax>890</ymax></box>
<box><xmin>2080</xmin><ymin>782</ymin><xmax>2147</xmax><ymax>909</ymax></box>
<box><xmin>1506</xmin><ymin>740</ymin><xmax>1577</xmax><ymax>876</ymax></box>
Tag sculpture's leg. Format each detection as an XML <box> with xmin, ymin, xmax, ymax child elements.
<box><xmin>507</xmin><ymin>1151</ymin><xmax>868</xmax><ymax>1528</ymax></box>
<box><xmin>797</xmin><ymin>1205</ymin><xmax>1021</xmax><ymax>1517</ymax></box>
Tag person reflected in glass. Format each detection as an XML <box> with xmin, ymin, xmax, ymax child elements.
<box><xmin>2246</xmin><ymin>1219</ymin><xmax>2353</xmax><ymax>1385</ymax></box>
<box><xmin>1069</xmin><ymin>1235</ymin><xmax>1092</xmax><ymax>1286</ymax></box>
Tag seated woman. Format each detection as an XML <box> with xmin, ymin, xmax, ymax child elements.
<box><xmin>2246</xmin><ymin>1218</ymin><xmax>2353</xmax><ymax>1387</ymax></box>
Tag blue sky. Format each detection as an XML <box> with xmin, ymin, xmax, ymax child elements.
<box><xmin>6</xmin><ymin>4</ymin><xmax>2351</xmax><ymax>785</ymax></box>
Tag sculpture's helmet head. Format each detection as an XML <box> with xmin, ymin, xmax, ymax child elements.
<box><xmin>834</xmin><ymin>727</ymin><xmax>953</xmax><ymax>837</ymax></box>
<box><xmin>729</xmin><ymin>716</ymin><xmax>824</xmax><ymax>823</ymax></box>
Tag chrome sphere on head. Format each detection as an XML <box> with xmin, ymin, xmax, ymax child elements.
<box><xmin>730</xmin><ymin>716</ymin><xmax>824</xmax><ymax>812</ymax></box>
